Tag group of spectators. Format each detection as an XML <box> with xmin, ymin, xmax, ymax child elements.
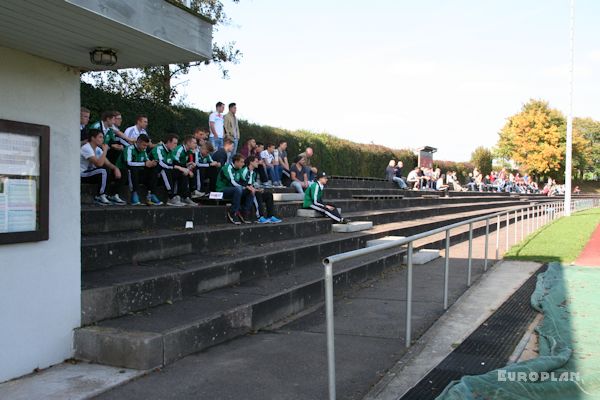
<box><xmin>386</xmin><ymin>161</ymin><xmax>449</xmax><ymax>191</ymax></box>
<box><xmin>79</xmin><ymin>103</ymin><xmax>344</xmax><ymax>225</ymax></box>
<box><xmin>386</xmin><ymin>162</ymin><xmax>571</xmax><ymax>197</ymax></box>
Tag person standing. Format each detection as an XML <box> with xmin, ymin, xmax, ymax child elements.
<box><xmin>209</xmin><ymin>102</ymin><xmax>225</xmax><ymax>151</ymax></box>
<box><xmin>224</xmin><ymin>102</ymin><xmax>240</xmax><ymax>155</ymax></box>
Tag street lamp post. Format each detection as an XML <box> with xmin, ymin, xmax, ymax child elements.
<box><xmin>564</xmin><ymin>0</ymin><xmax>575</xmax><ymax>216</ymax></box>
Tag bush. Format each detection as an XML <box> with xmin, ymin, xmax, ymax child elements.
<box><xmin>82</xmin><ymin>83</ymin><xmax>418</xmax><ymax>177</ymax></box>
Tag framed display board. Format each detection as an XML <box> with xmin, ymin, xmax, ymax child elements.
<box><xmin>0</xmin><ymin>119</ymin><xmax>49</xmax><ymax>245</ymax></box>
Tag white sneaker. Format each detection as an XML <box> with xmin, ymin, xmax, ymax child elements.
<box><xmin>183</xmin><ymin>197</ymin><xmax>197</xmax><ymax>206</ymax></box>
<box><xmin>263</xmin><ymin>181</ymin><xmax>273</xmax><ymax>188</ymax></box>
<box><xmin>191</xmin><ymin>190</ymin><xmax>204</xmax><ymax>199</ymax></box>
<box><xmin>108</xmin><ymin>194</ymin><xmax>126</xmax><ymax>205</ymax></box>
<box><xmin>167</xmin><ymin>195</ymin><xmax>184</xmax><ymax>207</ymax></box>
<box><xmin>94</xmin><ymin>194</ymin><xmax>111</xmax><ymax>206</ymax></box>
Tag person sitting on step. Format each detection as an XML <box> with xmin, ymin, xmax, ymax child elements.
<box><xmin>150</xmin><ymin>133</ymin><xmax>193</xmax><ymax>207</ymax></box>
<box><xmin>406</xmin><ymin>166</ymin><xmax>421</xmax><ymax>190</ymax></box>
<box><xmin>212</xmin><ymin>137</ymin><xmax>234</xmax><ymax>167</ymax></box>
<box><xmin>241</xmin><ymin>156</ymin><xmax>282</xmax><ymax>224</ymax></box>
<box><xmin>216</xmin><ymin>154</ymin><xmax>254</xmax><ymax>225</ymax></box>
<box><xmin>88</xmin><ymin>110</ymin><xmax>126</xmax><ymax>165</ymax></box>
<box><xmin>117</xmin><ymin>134</ymin><xmax>161</xmax><ymax>206</ymax></box>
<box><xmin>80</xmin><ymin>129</ymin><xmax>126</xmax><ymax>206</ymax></box>
<box><xmin>289</xmin><ymin>156</ymin><xmax>310</xmax><ymax>193</ymax></box>
<box><xmin>172</xmin><ymin>135</ymin><xmax>199</xmax><ymax>206</ymax></box>
<box><xmin>191</xmin><ymin>141</ymin><xmax>221</xmax><ymax>198</ymax></box>
<box><xmin>303</xmin><ymin>171</ymin><xmax>347</xmax><ymax>223</ymax></box>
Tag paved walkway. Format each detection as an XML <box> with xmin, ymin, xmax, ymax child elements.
<box><xmin>574</xmin><ymin>224</ymin><xmax>600</xmax><ymax>266</ymax></box>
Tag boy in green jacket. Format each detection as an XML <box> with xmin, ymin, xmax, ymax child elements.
<box><xmin>116</xmin><ymin>134</ymin><xmax>161</xmax><ymax>206</ymax></box>
<box><xmin>303</xmin><ymin>172</ymin><xmax>347</xmax><ymax>223</ymax></box>
<box><xmin>216</xmin><ymin>154</ymin><xmax>254</xmax><ymax>224</ymax></box>
<box><xmin>150</xmin><ymin>134</ymin><xmax>193</xmax><ymax>207</ymax></box>
<box><xmin>171</xmin><ymin>135</ymin><xmax>198</xmax><ymax>206</ymax></box>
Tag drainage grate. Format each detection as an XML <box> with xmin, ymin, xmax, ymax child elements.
<box><xmin>400</xmin><ymin>264</ymin><xmax>546</xmax><ymax>400</ymax></box>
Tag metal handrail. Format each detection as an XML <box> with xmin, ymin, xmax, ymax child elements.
<box><xmin>322</xmin><ymin>197</ymin><xmax>599</xmax><ymax>400</ymax></box>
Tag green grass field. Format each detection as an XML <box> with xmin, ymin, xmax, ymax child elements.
<box><xmin>504</xmin><ymin>207</ymin><xmax>600</xmax><ymax>263</ymax></box>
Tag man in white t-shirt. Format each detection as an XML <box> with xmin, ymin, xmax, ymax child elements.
<box><xmin>208</xmin><ymin>102</ymin><xmax>225</xmax><ymax>151</ymax></box>
<box><xmin>80</xmin><ymin>128</ymin><xmax>125</xmax><ymax>205</ymax></box>
<box><xmin>124</xmin><ymin>114</ymin><xmax>149</xmax><ymax>143</ymax></box>
<box><xmin>406</xmin><ymin>167</ymin><xmax>421</xmax><ymax>190</ymax></box>
<box><xmin>259</xmin><ymin>143</ymin><xmax>278</xmax><ymax>188</ymax></box>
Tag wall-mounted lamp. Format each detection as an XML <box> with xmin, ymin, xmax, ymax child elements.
<box><xmin>89</xmin><ymin>48</ymin><xmax>118</xmax><ymax>66</ymax></box>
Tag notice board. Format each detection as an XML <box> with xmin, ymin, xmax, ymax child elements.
<box><xmin>0</xmin><ymin>119</ymin><xmax>49</xmax><ymax>244</ymax></box>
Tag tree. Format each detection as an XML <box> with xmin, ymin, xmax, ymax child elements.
<box><xmin>574</xmin><ymin>117</ymin><xmax>600</xmax><ymax>179</ymax></box>
<box><xmin>83</xmin><ymin>0</ymin><xmax>241</xmax><ymax>105</ymax></box>
<box><xmin>496</xmin><ymin>99</ymin><xmax>591</xmax><ymax>181</ymax></box>
<box><xmin>470</xmin><ymin>146</ymin><xmax>493</xmax><ymax>176</ymax></box>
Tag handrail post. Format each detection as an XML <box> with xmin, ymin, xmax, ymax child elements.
<box><xmin>405</xmin><ymin>242</ymin><xmax>413</xmax><ymax>348</ymax></box>
<box><xmin>324</xmin><ymin>260</ymin><xmax>336</xmax><ymax>400</ymax></box>
<box><xmin>505</xmin><ymin>212</ymin><xmax>510</xmax><ymax>251</ymax></box>
<box><xmin>443</xmin><ymin>229</ymin><xmax>450</xmax><ymax>310</ymax></box>
<box><xmin>484</xmin><ymin>218</ymin><xmax>489</xmax><ymax>271</ymax></box>
<box><xmin>514</xmin><ymin>210</ymin><xmax>518</xmax><ymax>244</ymax></box>
<box><xmin>495</xmin><ymin>215</ymin><xmax>500</xmax><ymax>260</ymax></box>
<box><xmin>520</xmin><ymin>209</ymin><xmax>524</xmax><ymax>241</ymax></box>
<box><xmin>467</xmin><ymin>223</ymin><xmax>473</xmax><ymax>286</ymax></box>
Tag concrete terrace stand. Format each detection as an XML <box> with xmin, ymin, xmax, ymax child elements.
<box><xmin>74</xmin><ymin>176</ymin><xmax>553</xmax><ymax>370</ymax></box>
<box><xmin>0</xmin><ymin>0</ymin><xmax>213</xmax><ymax>383</ymax></box>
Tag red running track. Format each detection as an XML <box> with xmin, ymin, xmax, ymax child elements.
<box><xmin>574</xmin><ymin>224</ymin><xmax>600</xmax><ymax>266</ymax></box>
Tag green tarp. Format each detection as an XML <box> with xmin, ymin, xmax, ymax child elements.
<box><xmin>437</xmin><ymin>263</ymin><xmax>600</xmax><ymax>400</ymax></box>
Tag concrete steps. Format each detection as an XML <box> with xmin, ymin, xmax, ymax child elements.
<box><xmin>76</xmin><ymin>174</ymin><xmax>544</xmax><ymax>373</ymax></box>
<box><xmin>80</xmin><ymin>202</ymin><xmax>523</xmax><ymax>324</ymax></box>
<box><xmin>81</xmin><ymin>200</ymin><xmax>521</xmax><ymax>271</ymax></box>
<box><xmin>75</xmin><ymin>203</ymin><xmax>525</xmax><ymax>370</ymax></box>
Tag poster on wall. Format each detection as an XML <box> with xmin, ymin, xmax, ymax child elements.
<box><xmin>0</xmin><ymin>120</ymin><xmax>49</xmax><ymax>245</ymax></box>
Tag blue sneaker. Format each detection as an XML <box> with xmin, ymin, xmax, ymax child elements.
<box><xmin>257</xmin><ymin>216</ymin><xmax>270</xmax><ymax>224</ymax></box>
<box><xmin>131</xmin><ymin>192</ymin><xmax>141</xmax><ymax>206</ymax></box>
<box><xmin>147</xmin><ymin>193</ymin><xmax>163</xmax><ymax>206</ymax></box>
<box><xmin>269</xmin><ymin>216</ymin><xmax>282</xmax><ymax>223</ymax></box>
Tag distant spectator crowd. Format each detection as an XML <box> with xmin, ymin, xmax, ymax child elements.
<box><xmin>79</xmin><ymin>103</ymin><xmax>347</xmax><ymax>225</ymax></box>
<box><xmin>385</xmin><ymin>161</ymin><xmax>571</xmax><ymax>197</ymax></box>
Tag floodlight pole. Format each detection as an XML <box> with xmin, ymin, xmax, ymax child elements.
<box><xmin>564</xmin><ymin>0</ymin><xmax>575</xmax><ymax>216</ymax></box>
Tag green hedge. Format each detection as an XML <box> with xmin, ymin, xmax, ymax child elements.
<box><xmin>82</xmin><ymin>83</ymin><xmax>417</xmax><ymax>177</ymax></box>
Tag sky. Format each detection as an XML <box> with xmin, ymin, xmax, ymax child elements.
<box><xmin>178</xmin><ymin>0</ymin><xmax>600</xmax><ymax>161</ymax></box>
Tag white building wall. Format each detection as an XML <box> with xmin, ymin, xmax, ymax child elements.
<box><xmin>0</xmin><ymin>46</ymin><xmax>81</xmax><ymax>383</ymax></box>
